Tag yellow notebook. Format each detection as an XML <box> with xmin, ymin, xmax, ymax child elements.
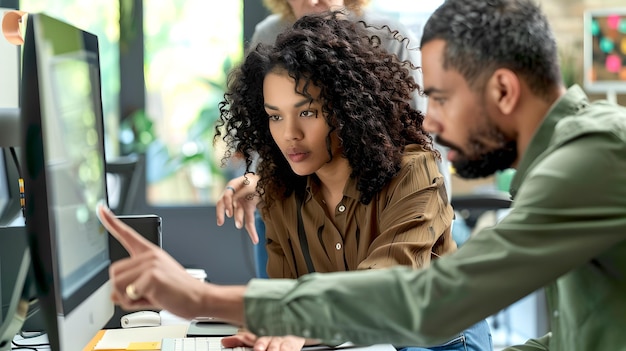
<box><xmin>84</xmin><ymin>325</ymin><xmax>188</xmax><ymax>351</ymax></box>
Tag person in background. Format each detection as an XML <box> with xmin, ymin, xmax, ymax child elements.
<box><xmin>213</xmin><ymin>11</ymin><xmax>491</xmax><ymax>351</ymax></box>
<box><xmin>100</xmin><ymin>1</ymin><xmax>626</xmax><ymax>350</ymax></box>
<box><xmin>219</xmin><ymin>0</ymin><xmax>453</xmax><ymax>255</ymax></box>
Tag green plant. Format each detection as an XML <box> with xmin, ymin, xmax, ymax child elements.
<box><xmin>559</xmin><ymin>45</ymin><xmax>583</xmax><ymax>87</ymax></box>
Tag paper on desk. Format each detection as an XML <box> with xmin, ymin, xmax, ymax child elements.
<box><xmin>93</xmin><ymin>324</ymin><xmax>188</xmax><ymax>350</ymax></box>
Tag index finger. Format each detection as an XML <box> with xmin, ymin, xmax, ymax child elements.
<box><xmin>97</xmin><ymin>203</ymin><xmax>154</xmax><ymax>256</ymax></box>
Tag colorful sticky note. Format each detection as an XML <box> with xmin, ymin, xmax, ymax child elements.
<box><xmin>600</xmin><ymin>37</ymin><xmax>614</xmax><ymax>53</ymax></box>
<box><xmin>591</xmin><ymin>19</ymin><xmax>600</xmax><ymax>36</ymax></box>
<box><xmin>606</xmin><ymin>54</ymin><xmax>621</xmax><ymax>73</ymax></box>
<box><xmin>607</xmin><ymin>14</ymin><xmax>620</xmax><ymax>29</ymax></box>
<box><xmin>619</xmin><ymin>18</ymin><xmax>626</xmax><ymax>34</ymax></box>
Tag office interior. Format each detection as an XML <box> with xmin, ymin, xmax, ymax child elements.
<box><xmin>1</xmin><ymin>0</ymin><xmax>625</xmax><ymax>349</ymax></box>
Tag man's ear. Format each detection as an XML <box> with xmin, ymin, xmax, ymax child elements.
<box><xmin>485</xmin><ymin>69</ymin><xmax>520</xmax><ymax>116</ymax></box>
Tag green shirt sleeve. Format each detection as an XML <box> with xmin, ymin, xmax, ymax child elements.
<box><xmin>503</xmin><ymin>333</ymin><xmax>551</xmax><ymax>351</ymax></box>
<box><xmin>244</xmin><ymin>132</ymin><xmax>626</xmax><ymax>347</ymax></box>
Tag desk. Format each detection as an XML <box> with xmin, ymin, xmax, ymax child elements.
<box><xmin>10</xmin><ymin>311</ymin><xmax>190</xmax><ymax>350</ymax></box>
<box><xmin>12</xmin><ymin>312</ymin><xmax>396</xmax><ymax>351</ymax></box>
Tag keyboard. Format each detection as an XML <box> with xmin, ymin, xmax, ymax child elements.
<box><xmin>161</xmin><ymin>337</ymin><xmax>253</xmax><ymax>351</ymax></box>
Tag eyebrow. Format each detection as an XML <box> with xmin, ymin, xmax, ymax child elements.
<box><xmin>264</xmin><ymin>97</ymin><xmax>312</xmax><ymax>111</ymax></box>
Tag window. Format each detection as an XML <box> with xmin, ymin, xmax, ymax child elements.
<box><xmin>20</xmin><ymin>0</ymin><xmax>120</xmax><ymax>158</ymax></box>
<box><xmin>143</xmin><ymin>0</ymin><xmax>243</xmax><ymax>205</ymax></box>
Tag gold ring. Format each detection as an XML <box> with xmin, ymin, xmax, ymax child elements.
<box><xmin>125</xmin><ymin>283</ymin><xmax>141</xmax><ymax>300</ymax></box>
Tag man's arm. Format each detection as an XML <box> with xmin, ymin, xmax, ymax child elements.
<box><xmin>243</xmin><ymin>133</ymin><xmax>626</xmax><ymax>346</ymax></box>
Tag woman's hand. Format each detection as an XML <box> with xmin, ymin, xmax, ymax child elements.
<box><xmin>221</xmin><ymin>330</ymin><xmax>313</xmax><ymax>351</ymax></box>
<box><xmin>216</xmin><ymin>173</ymin><xmax>261</xmax><ymax>244</ymax></box>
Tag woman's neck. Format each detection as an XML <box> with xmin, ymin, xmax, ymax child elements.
<box><xmin>315</xmin><ymin>157</ymin><xmax>351</xmax><ymax>216</ymax></box>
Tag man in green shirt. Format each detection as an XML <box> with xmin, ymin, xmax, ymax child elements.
<box><xmin>100</xmin><ymin>0</ymin><xmax>626</xmax><ymax>350</ymax></box>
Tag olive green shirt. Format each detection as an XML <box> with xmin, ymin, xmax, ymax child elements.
<box><xmin>244</xmin><ymin>86</ymin><xmax>626</xmax><ymax>350</ymax></box>
<box><xmin>262</xmin><ymin>144</ymin><xmax>455</xmax><ymax>278</ymax></box>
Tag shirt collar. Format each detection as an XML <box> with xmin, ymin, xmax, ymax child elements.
<box><xmin>509</xmin><ymin>85</ymin><xmax>589</xmax><ymax>198</ymax></box>
<box><xmin>305</xmin><ymin>174</ymin><xmax>360</xmax><ymax>203</ymax></box>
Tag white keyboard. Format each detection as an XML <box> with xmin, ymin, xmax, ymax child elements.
<box><xmin>161</xmin><ymin>337</ymin><xmax>253</xmax><ymax>351</ymax></box>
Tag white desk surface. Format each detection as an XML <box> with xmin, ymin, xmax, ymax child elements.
<box><xmin>11</xmin><ymin>311</ymin><xmax>395</xmax><ymax>351</ymax></box>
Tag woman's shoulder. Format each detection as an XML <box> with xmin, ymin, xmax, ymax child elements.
<box><xmin>395</xmin><ymin>144</ymin><xmax>441</xmax><ymax>183</ymax></box>
<box><xmin>402</xmin><ymin>144</ymin><xmax>436</xmax><ymax>164</ymax></box>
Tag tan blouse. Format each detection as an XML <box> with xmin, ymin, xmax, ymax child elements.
<box><xmin>262</xmin><ymin>144</ymin><xmax>456</xmax><ymax>278</ymax></box>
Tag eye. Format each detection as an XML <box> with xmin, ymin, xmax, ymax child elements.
<box><xmin>300</xmin><ymin>110</ymin><xmax>317</xmax><ymax>118</ymax></box>
<box><xmin>429</xmin><ymin>96</ymin><xmax>446</xmax><ymax>106</ymax></box>
<box><xmin>268</xmin><ymin>114</ymin><xmax>282</xmax><ymax>121</ymax></box>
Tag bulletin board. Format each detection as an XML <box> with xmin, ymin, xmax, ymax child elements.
<box><xmin>583</xmin><ymin>8</ymin><xmax>626</xmax><ymax>93</ymax></box>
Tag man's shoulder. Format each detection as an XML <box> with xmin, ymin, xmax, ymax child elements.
<box><xmin>554</xmin><ymin>101</ymin><xmax>626</xmax><ymax>147</ymax></box>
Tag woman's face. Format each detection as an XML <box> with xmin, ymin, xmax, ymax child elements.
<box><xmin>263</xmin><ymin>71</ymin><xmax>342</xmax><ymax>176</ymax></box>
<box><xmin>287</xmin><ymin>0</ymin><xmax>346</xmax><ymax>19</ymax></box>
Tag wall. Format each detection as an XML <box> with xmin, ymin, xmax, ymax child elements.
<box><xmin>540</xmin><ymin>0</ymin><xmax>626</xmax><ymax>105</ymax></box>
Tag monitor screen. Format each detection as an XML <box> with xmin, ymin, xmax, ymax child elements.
<box><xmin>21</xmin><ymin>13</ymin><xmax>113</xmax><ymax>351</ymax></box>
<box><xmin>583</xmin><ymin>8</ymin><xmax>626</xmax><ymax>93</ymax></box>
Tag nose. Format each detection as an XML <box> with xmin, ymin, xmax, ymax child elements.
<box><xmin>307</xmin><ymin>0</ymin><xmax>319</xmax><ymax>5</ymax></box>
<box><xmin>283</xmin><ymin>117</ymin><xmax>304</xmax><ymax>141</ymax></box>
<box><xmin>422</xmin><ymin>103</ymin><xmax>442</xmax><ymax>134</ymax></box>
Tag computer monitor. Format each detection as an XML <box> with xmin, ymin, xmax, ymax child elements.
<box><xmin>20</xmin><ymin>13</ymin><xmax>113</xmax><ymax>351</ymax></box>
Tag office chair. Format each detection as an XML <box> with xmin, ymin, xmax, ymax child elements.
<box><xmin>106</xmin><ymin>154</ymin><xmax>145</xmax><ymax>215</ymax></box>
<box><xmin>451</xmin><ymin>192</ymin><xmax>512</xmax><ymax>231</ymax></box>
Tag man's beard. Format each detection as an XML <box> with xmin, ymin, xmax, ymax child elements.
<box><xmin>452</xmin><ymin>140</ymin><xmax>517</xmax><ymax>179</ymax></box>
<box><xmin>436</xmin><ymin>126</ymin><xmax>518</xmax><ymax>179</ymax></box>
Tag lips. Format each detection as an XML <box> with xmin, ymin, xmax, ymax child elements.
<box><xmin>286</xmin><ymin>147</ymin><xmax>309</xmax><ymax>163</ymax></box>
<box><xmin>447</xmin><ymin>149</ymin><xmax>460</xmax><ymax>162</ymax></box>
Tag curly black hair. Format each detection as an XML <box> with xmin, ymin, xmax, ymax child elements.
<box><xmin>214</xmin><ymin>10</ymin><xmax>434</xmax><ymax>210</ymax></box>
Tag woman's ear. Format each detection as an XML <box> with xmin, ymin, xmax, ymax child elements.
<box><xmin>485</xmin><ymin>69</ymin><xmax>520</xmax><ymax>116</ymax></box>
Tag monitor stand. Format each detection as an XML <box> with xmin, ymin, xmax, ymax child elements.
<box><xmin>0</xmin><ymin>246</ymin><xmax>30</xmax><ymax>351</ymax></box>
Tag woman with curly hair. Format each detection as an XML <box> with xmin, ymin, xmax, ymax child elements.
<box><xmin>214</xmin><ymin>11</ymin><xmax>491</xmax><ymax>351</ymax></box>
<box><xmin>233</xmin><ymin>0</ymin><xmax>454</xmax><ymax>282</ymax></box>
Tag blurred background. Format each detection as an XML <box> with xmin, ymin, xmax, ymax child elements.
<box><xmin>1</xmin><ymin>0</ymin><xmax>625</xmax><ymax>348</ymax></box>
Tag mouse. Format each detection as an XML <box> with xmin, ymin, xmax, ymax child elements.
<box><xmin>120</xmin><ymin>310</ymin><xmax>161</xmax><ymax>328</ymax></box>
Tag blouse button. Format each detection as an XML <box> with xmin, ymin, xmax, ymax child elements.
<box><xmin>335</xmin><ymin>243</ymin><xmax>342</xmax><ymax>250</ymax></box>
<box><xmin>338</xmin><ymin>204</ymin><xmax>346</xmax><ymax>212</ymax></box>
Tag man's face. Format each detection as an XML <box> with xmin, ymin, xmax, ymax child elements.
<box><xmin>287</xmin><ymin>0</ymin><xmax>346</xmax><ymax>19</ymax></box>
<box><xmin>421</xmin><ymin>39</ymin><xmax>517</xmax><ymax>179</ymax></box>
